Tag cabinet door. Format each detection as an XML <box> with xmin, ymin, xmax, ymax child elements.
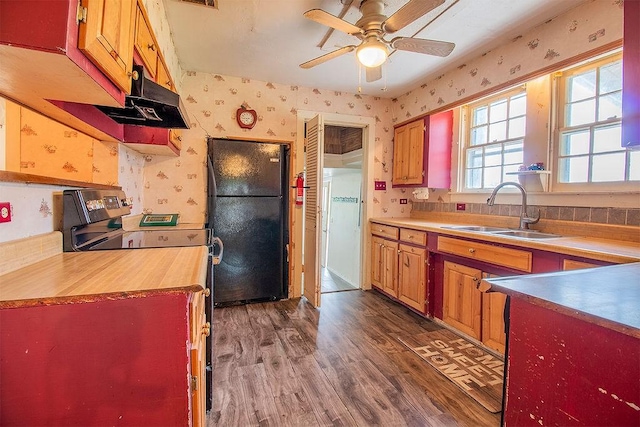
<box><xmin>371</xmin><ymin>235</ymin><xmax>385</xmax><ymax>288</ymax></box>
<box><xmin>481</xmin><ymin>273</ymin><xmax>506</xmax><ymax>354</ymax></box>
<box><xmin>156</xmin><ymin>58</ymin><xmax>176</xmax><ymax>91</ymax></box>
<box><xmin>392</xmin><ymin>119</ymin><xmax>425</xmax><ymax>185</ymax></box>
<box><xmin>398</xmin><ymin>244</ymin><xmax>427</xmax><ymax>312</ymax></box>
<box><xmin>443</xmin><ymin>261</ymin><xmax>482</xmax><ymax>340</ymax></box>
<box><xmin>190</xmin><ymin>291</ymin><xmax>208</xmax><ymax>427</ymax></box>
<box><xmin>381</xmin><ymin>240</ymin><xmax>399</xmax><ymax>297</ymax></box>
<box><xmin>134</xmin><ymin>3</ymin><xmax>158</xmax><ymax>78</ymax></box>
<box><xmin>78</xmin><ymin>0</ymin><xmax>136</xmax><ymax>93</ymax></box>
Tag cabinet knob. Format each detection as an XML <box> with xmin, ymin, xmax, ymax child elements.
<box><xmin>468</xmin><ymin>248</ymin><xmax>476</xmax><ymax>254</ymax></box>
<box><xmin>148</xmin><ymin>43</ymin><xmax>156</xmax><ymax>51</ymax></box>
<box><xmin>203</xmin><ymin>288</ymin><xmax>211</xmax><ymax>297</ymax></box>
<box><xmin>202</xmin><ymin>322</ymin><xmax>211</xmax><ymax>337</ymax></box>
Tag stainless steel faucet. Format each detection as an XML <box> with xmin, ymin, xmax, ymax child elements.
<box><xmin>487</xmin><ymin>182</ymin><xmax>540</xmax><ymax>230</ymax></box>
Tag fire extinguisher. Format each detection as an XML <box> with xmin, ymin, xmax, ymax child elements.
<box><xmin>295</xmin><ymin>173</ymin><xmax>305</xmax><ymax>206</ymax></box>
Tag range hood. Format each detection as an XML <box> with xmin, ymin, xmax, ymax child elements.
<box><xmin>95</xmin><ymin>65</ymin><xmax>190</xmax><ymax>129</ymax></box>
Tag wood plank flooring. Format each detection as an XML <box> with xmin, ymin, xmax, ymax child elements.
<box><xmin>209</xmin><ymin>290</ymin><xmax>501</xmax><ymax>427</ymax></box>
<box><xmin>321</xmin><ymin>268</ymin><xmax>358</xmax><ymax>293</ymax></box>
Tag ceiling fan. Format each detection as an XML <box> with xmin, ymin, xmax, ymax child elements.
<box><xmin>300</xmin><ymin>0</ymin><xmax>455</xmax><ymax>82</ymax></box>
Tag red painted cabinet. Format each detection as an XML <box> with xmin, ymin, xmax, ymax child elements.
<box><xmin>392</xmin><ymin>110</ymin><xmax>453</xmax><ymax>188</ymax></box>
<box><xmin>622</xmin><ymin>0</ymin><xmax>640</xmax><ymax>148</ymax></box>
<box><xmin>504</xmin><ymin>298</ymin><xmax>639</xmax><ymax>426</ymax></box>
<box><xmin>0</xmin><ymin>0</ymin><xmax>129</xmax><ymax>109</ymax></box>
<box><xmin>0</xmin><ymin>292</ymin><xmax>202</xmax><ymax>426</ymax></box>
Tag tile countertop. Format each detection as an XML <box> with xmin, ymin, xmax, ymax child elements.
<box><xmin>370</xmin><ymin>218</ymin><xmax>640</xmax><ymax>264</ymax></box>
<box><xmin>0</xmin><ymin>246</ymin><xmax>208</xmax><ymax>308</ymax></box>
<box><xmin>480</xmin><ymin>263</ymin><xmax>640</xmax><ymax>339</ymax></box>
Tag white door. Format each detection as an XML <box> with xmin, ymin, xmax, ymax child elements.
<box><xmin>303</xmin><ymin>114</ymin><xmax>324</xmax><ymax>307</ymax></box>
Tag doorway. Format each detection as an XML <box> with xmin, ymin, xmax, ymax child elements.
<box><xmin>297</xmin><ymin>111</ymin><xmax>375</xmax><ymax>307</ymax></box>
<box><xmin>321</xmin><ymin>127</ymin><xmax>362</xmax><ymax>294</ymax></box>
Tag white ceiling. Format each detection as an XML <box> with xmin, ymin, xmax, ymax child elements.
<box><xmin>163</xmin><ymin>0</ymin><xmax>587</xmax><ymax>98</ymax></box>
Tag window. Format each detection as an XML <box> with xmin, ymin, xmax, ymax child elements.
<box><xmin>556</xmin><ymin>53</ymin><xmax>639</xmax><ymax>185</ymax></box>
<box><xmin>463</xmin><ymin>89</ymin><xmax>526</xmax><ymax>189</ymax></box>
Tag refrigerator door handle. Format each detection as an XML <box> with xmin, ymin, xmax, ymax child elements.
<box><xmin>210</xmin><ymin>237</ymin><xmax>224</xmax><ymax>265</ymax></box>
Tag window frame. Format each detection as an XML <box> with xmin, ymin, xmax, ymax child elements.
<box><xmin>551</xmin><ymin>51</ymin><xmax>638</xmax><ymax>192</ymax></box>
<box><xmin>461</xmin><ymin>86</ymin><xmax>527</xmax><ymax>192</ymax></box>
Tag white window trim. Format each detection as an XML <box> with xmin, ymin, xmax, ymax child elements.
<box><xmin>550</xmin><ymin>51</ymin><xmax>637</xmax><ymax>193</ymax></box>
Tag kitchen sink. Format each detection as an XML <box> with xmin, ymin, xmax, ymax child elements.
<box><xmin>490</xmin><ymin>230</ymin><xmax>561</xmax><ymax>239</ymax></box>
<box><xmin>441</xmin><ymin>225</ymin><xmax>511</xmax><ymax>232</ymax></box>
<box><xmin>441</xmin><ymin>225</ymin><xmax>562</xmax><ymax>239</ymax></box>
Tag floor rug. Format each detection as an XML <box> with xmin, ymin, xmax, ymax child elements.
<box><xmin>398</xmin><ymin>329</ymin><xmax>504</xmax><ymax>413</ymax></box>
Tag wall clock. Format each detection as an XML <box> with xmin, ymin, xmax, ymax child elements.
<box><xmin>236</xmin><ymin>107</ymin><xmax>257</xmax><ymax>129</ymax></box>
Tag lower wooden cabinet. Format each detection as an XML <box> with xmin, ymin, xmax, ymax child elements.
<box><xmin>398</xmin><ymin>244</ymin><xmax>427</xmax><ymax>312</ymax></box>
<box><xmin>371</xmin><ymin>235</ymin><xmax>399</xmax><ymax>297</ymax></box>
<box><xmin>481</xmin><ymin>273</ymin><xmax>507</xmax><ymax>354</ymax></box>
<box><xmin>190</xmin><ymin>290</ymin><xmax>209</xmax><ymax>427</ymax></box>
<box><xmin>371</xmin><ymin>224</ymin><xmax>428</xmax><ymax>313</ymax></box>
<box><xmin>443</xmin><ymin>261</ymin><xmax>482</xmax><ymax>340</ymax></box>
<box><xmin>443</xmin><ymin>261</ymin><xmax>506</xmax><ymax>353</ymax></box>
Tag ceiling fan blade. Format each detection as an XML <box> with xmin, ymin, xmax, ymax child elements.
<box><xmin>365</xmin><ymin>65</ymin><xmax>382</xmax><ymax>82</ymax></box>
<box><xmin>304</xmin><ymin>9</ymin><xmax>362</xmax><ymax>35</ymax></box>
<box><xmin>392</xmin><ymin>37</ymin><xmax>455</xmax><ymax>57</ymax></box>
<box><xmin>383</xmin><ymin>0</ymin><xmax>445</xmax><ymax>33</ymax></box>
<box><xmin>300</xmin><ymin>46</ymin><xmax>356</xmax><ymax>69</ymax></box>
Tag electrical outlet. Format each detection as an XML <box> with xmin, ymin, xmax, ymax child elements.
<box><xmin>456</xmin><ymin>203</ymin><xmax>466</xmax><ymax>211</ymax></box>
<box><xmin>400</xmin><ymin>199</ymin><xmax>408</xmax><ymax>204</ymax></box>
<box><xmin>374</xmin><ymin>180</ymin><xmax>386</xmax><ymax>191</ymax></box>
<box><xmin>0</xmin><ymin>202</ymin><xmax>11</xmax><ymax>223</ymax></box>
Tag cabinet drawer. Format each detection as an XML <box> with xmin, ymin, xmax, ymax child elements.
<box><xmin>371</xmin><ymin>223</ymin><xmax>399</xmax><ymax>240</ymax></box>
<box><xmin>400</xmin><ymin>228</ymin><xmax>427</xmax><ymax>246</ymax></box>
<box><xmin>437</xmin><ymin>235</ymin><xmax>532</xmax><ymax>272</ymax></box>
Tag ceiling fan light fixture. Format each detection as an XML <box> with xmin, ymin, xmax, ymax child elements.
<box><xmin>356</xmin><ymin>39</ymin><xmax>388</xmax><ymax>68</ymax></box>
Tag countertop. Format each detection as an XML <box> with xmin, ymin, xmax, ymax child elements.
<box><xmin>370</xmin><ymin>217</ymin><xmax>640</xmax><ymax>263</ymax></box>
<box><xmin>480</xmin><ymin>263</ymin><xmax>640</xmax><ymax>339</ymax></box>
<box><xmin>0</xmin><ymin>246</ymin><xmax>208</xmax><ymax>308</ymax></box>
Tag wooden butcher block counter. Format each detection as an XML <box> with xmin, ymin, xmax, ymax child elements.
<box><xmin>0</xmin><ymin>245</ymin><xmax>208</xmax><ymax>308</ymax></box>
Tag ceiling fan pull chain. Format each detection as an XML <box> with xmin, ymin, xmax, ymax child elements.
<box><xmin>358</xmin><ymin>62</ymin><xmax>362</xmax><ymax>93</ymax></box>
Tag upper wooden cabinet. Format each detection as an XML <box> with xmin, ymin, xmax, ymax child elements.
<box><xmin>134</xmin><ymin>2</ymin><xmax>159</xmax><ymax>78</ymax></box>
<box><xmin>622</xmin><ymin>0</ymin><xmax>640</xmax><ymax>148</ymax></box>
<box><xmin>133</xmin><ymin>0</ymin><xmax>177</xmax><ymax>92</ymax></box>
<box><xmin>78</xmin><ymin>0</ymin><xmax>136</xmax><ymax>94</ymax></box>
<box><xmin>0</xmin><ymin>0</ymin><xmax>126</xmax><ymax>139</ymax></box>
<box><xmin>393</xmin><ymin>119</ymin><xmax>425</xmax><ymax>185</ymax></box>
<box><xmin>392</xmin><ymin>110</ymin><xmax>453</xmax><ymax>188</ymax></box>
<box><xmin>156</xmin><ymin>57</ymin><xmax>176</xmax><ymax>91</ymax></box>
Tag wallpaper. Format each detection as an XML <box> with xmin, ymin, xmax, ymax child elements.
<box><xmin>8</xmin><ymin>102</ymin><xmax>119</xmax><ymax>186</ymax></box>
<box><xmin>141</xmin><ymin>72</ymin><xmax>412</xmax><ymax>224</ymax></box>
<box><xmin>392</xmin><ymin>0</ymin><xmax>623</xmax><ymax>123</ymax></box>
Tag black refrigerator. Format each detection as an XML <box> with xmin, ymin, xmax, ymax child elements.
<box><xmin>207</xmin><ymin>138</ymin><xmax>289</xmax><ymax>304</ymax></box>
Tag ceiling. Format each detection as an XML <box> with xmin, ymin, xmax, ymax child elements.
<box><xmin>162</xmin><ymin>0</ymin><xmax>587</xmax><ymax>98</ymax></box>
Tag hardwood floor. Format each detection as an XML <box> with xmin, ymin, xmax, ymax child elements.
<box><xmin>321</xmin><ymin>267</ymin><xmax>358</xmax><ymax>293</ymax></box>
<box><xmin>210</xmin><ymin>290</ymin><xmax>501</xmax><ymax>427</ymax></box>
